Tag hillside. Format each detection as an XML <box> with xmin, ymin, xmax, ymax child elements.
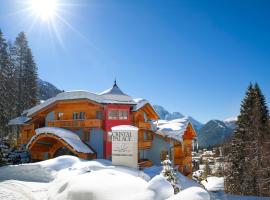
<box><xmin>38</xmin><ymin>78</ymin><xmax>62</xmax><ymax>100</ymax></box>
<box><xmin>197</xmin><ymin>120</ymin><xmax>235</xmax><ymax>148</ymax></box>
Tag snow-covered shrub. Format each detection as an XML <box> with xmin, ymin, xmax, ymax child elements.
<box><xmin>161</xmin><ymin>155</ymin><xmax>180</xmax><ymax>194</ymax></box>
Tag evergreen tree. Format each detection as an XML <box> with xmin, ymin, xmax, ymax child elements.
<box><xmin>161</xmin><ymin>155</ymin><xmax>180</xmax><ymax>194</ymax></box>
<box><xmin>0</xmin><ymin>29</ymin><xmax>12</xmax><ymax>137</ymax></box>
<box><xmin>253</xmin><ymin>83</ymin><xmax>270</xmax><ymax>196</ymax></box>
<box><xmin>225</xmin><ymin>84</ymin><xmax>254</xmax><ymax>195</ymax></box>
<box><xmin>202</xmin><ymin>160</ymin><xmax>211</xmax><ymax>180</ymax></box>
<box><xmin>13</xmin><ymin>32</ymin><xmax>38</xmax><ymax>115</ymax></box>
<box><xmin>225</xmin><ymin>83</ymin><xmax>270</xmax><ymax>196</ymax></box>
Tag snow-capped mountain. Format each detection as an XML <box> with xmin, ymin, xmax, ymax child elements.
<box><xmin>153</xmin><ymin>105</ymin><xmax>203</xmax><ymax>131</ymax></box>
<box><xmin>224</xmin><ymin>117</ymin><xmax>237</xmax><ymax>129</ymax></box>
<box><xmin>197</xmin><ymin>120</ymin><xmax>235</xmax><ymax>148</ymax></box>
<box><xmin>38</xmin><ymin>78</ymin><xmax>62</xmax><ymax>100</ymax></box>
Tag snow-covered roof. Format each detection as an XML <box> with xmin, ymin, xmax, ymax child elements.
<box><xmin>132</xmin><ymin>98</ymin><xmax>149</xmax><ymax>111</ymax></box>
<box><xmin>23</xmin><ymin>85</ymin><xmax>136</xmax><ymax>117</ymax></box>
<box><xmin>155</xmin><ymin>117</ymin><xmax>191</xmax><ymax>142</ymax></box>
<box><xmin>111</xmin><ymin>125</ymin><xmax>139</xmax><ymax>131</ymax></box>
<box><xmin>27</xmin><ymin>127</ymin><xmax>93</xmax><ymax>154</ymax></box>
<box><xmin>8</xmin><ymin>116</ymin><xmax>31</xmax><ymax>125</ymax></box>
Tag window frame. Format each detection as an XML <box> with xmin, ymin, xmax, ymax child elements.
<box><xmin>72</xmin><ymin>112</ymin><xmax>79</xmax><ymax>120</ymax></box>
<box><xmin>108</xmin><ymin>109</ymin><xmax>129</xmax><ymax>120</ymax></box>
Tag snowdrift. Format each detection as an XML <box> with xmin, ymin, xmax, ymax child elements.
<box><xmin>0</xmin><ymin>155</ymin><xmax>209</xmax><ymax>200</ymax></box>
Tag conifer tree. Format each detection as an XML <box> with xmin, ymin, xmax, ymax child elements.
<box><xmin>225</xmin><ymin>84</ymin><xmax>254</xmax><ymax>195</ymax></box>
<box><xmin>202</xmin><ymin>160</ymin><xmax>211</xmax><ymax>180</ymax></box>
<box><xmin>0</xmin><ymin>29</ymin><xmax>12</xmax><ymax>137</ymax></box>
<box><xmin>161</xmin><ymin>155</ymin><xmax>180</xmax><ymax>194</ymax></box>
<box><xmin>253</xmin><ymin>83</ymin><xmax>270</xmax><ymax>196</ymax></box>
<box><xmin>13</xmin><ymin>32</ymin><xmax>38</xmax><ymax>115</ymax></box>
<box><xmin>225</xmin><ymin>83</ymin><xmax>270</xmax><ymax>196</ymax></box>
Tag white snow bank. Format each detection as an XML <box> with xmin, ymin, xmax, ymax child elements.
<box><xmin>27</xmin><ymin>127</ymin><xmax>93</xmax><ymax>153</ymax></box>
<box><xmin>147</xmin><ymin>175</ymin><xmax>174</xmax><ymax>200</ymax></box>
<box><xmin>167</xmin><ymin>187</ymin><xmax>210</xmax><ymax>200</ymax></box>
<box><xmin>0</xmin><ymin>164</ymin><xmax>54</xmax><ymax>182</ymax></box>
<box><xmin>48</xmin><ymin>169</ymin><xmax>153</xmax><ymax>200</ymax></box>
<box><xmin>0</xmin><ymin>156</ymin><xmax>211</xmax><ymax>200</ymax></box>
<box><xmin>201</xmin><ymin>176</ymin><xmax>224</xmax><ymax>191</ymax></box>
<box><xmin>144</xmin><ymin>166</ymin><xmax>200</xmax><ymax>189</ymax></box>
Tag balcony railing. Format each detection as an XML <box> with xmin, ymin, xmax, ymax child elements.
<box><xmin>138</xmin><ymin>122</ymin><xmax>152</xmax><ymax>130</ymax></box>
<box><xmin>138</xmin><ymin>159</ymin><xmax>153</xmax><ymax>169</ymax></box>
<box><xmin>48</xmin><ymin>119</ymin><xmax>102</xmax><ymax>128</ymax></box>
<box><xmin>138</xmin><ymin>140</ymin><xmax>152</xmax><ymax>149</ymax></box>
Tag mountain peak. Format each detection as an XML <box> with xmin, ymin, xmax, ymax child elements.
<box><xmin>153</xmin><ymin>105</ymin><xmax>203</xmax><ymax>131</ymax></box>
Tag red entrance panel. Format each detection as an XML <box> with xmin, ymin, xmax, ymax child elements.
<box><xmin>103</xmin><ymin>104</ymin><xmax>132</xmax><ymax>159</ymax></box>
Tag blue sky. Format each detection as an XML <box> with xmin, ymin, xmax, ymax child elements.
<box><xmin>0</xmin><ymin>0</ymin><xmax>270</xmax><ymax>123</ymax></box>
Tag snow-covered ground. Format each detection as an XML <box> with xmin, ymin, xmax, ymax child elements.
<box><xmin>201</xmin><ymin>176</ymin><xmax>224</xmax><ymax>192</ymax></box>
<box><xmin>0</xmin><ymin>156</ymin><xmax>209</xmax><ymax>200</ymax></box>
<box><xmin>0</xmin><ymin>156</ymin><xmax>269</xmax><ymax>200</ymax></box>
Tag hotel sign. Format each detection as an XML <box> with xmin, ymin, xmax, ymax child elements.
<box><xmin>111</xmin><ymin>125</ymin><xmax>138</xmax><ymax>168</ymax></box>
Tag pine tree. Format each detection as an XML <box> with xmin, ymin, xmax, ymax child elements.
<box><xmin>225</xmin><ymin>83</ymin><xmax>270</xmax><ymax>196</ymax></box>
<box><xmin>202</xmin><ymin>160</ymin><xmax>211</xmax><ymax>180</ymax></box>
<box><xmin>225</xmin><ymin>84</ymin><xmax>254</xmax><ymax>195</ymax></box>
<box><xmin>253</xmin><ymin>83</ymin><xmax>270</xmax><ymax>196</ymax></box>
<box><xmin>0</xmin><ymin>29</ymin><xmax>12</xmax><ymax>137</ymax></box>
<box><xmin>161</xmin><ymin>155</ymin><xmax>180</xmax><ymax>194</ymax></box>
<box><xmin>13</xmin><ymin>32</ymin><xmax>38</xmax><ymax>115</ymax></box>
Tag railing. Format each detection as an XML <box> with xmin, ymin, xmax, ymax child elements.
<box><xmin>138</xmin><ymin>159</ymin><xmax>153</xmax><ymax>169</ymax></box>
<box><xmin>138</xmin><ymin>140</ymin><xmax>152</xmax><ymax>149</ymax></box>
<box><xmin>48</xmin><ymin>119</ymin><xmax>102</xmax><ymax>128</ymax></box>
<box><xmin>138</xmin><ymin>122</ymin><xmax>152</xmax><ymax>130</ymax></box>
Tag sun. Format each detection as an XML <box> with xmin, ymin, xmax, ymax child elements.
<box><xmin>30</xmin><ymin>0</ymin><xmax>57</xmax><ymax>21</ymax></box>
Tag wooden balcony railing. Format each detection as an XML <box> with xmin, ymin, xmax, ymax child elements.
<box><xmin>138</xmin><ymin>159</ymin><xmax>153</xmax><ymax>169</ymax></box>
<box><xmin>138</xmin><ymin>122</ymin><xmax>152</xmax><ymax>130</ymax></box>
<box><xmin>48</xmin><ymin>119</ymin><xmax>102</xmax><ymax>128</ymax></box>
<box><xmin>138</xmin><ymin>140</ymin><xmax>152</xmax><ymax>149</ymax></box>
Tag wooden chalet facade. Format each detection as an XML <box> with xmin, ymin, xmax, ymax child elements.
<box><xmin>9</xmin><ymin>81</ymin><xmax>196</xmax><ymax>177</ymax></box>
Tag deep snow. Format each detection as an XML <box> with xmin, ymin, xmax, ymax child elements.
<box><xmin>0</xmin><ymin>155</ymin><xmax>209</xmax><ymax>200</ymax></box>
<box><xmin>1</xmin><ymin>156</ymin><xmax>269</xmax><ymax>200</ymax></box>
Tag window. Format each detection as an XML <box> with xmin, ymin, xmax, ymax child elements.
<box><xmin>119</xmin><ymin>110</ymin><xmax>128</xmax><ymax>120</ymax></box>
<box><xmin>143</xmin><ymin>112</ymin><xmax>147</xmax><ymax>122</ymax></box>
<box><xmin>79</xmin><ymin>112</ymin><xmax>85</xmax><ymax>119</ymax></box>
<box><xmin>108</xmin><ymin>110</ymin><xmax>128</xmax><ymax>120</ymax></box>
<box><xmin>143</xmin><ymin>131</ymin><xmax>152</xmax><ymax>140</ymax></box>
<box><xmin>96</xmin><ymin>111</ymin><xmax>103</xmax><ymax>119</ymax></box>
<box><xmin>57</xmin><ymin>112</ymin><xmax>63</xmax><ymax>120</ymax></box>
<box><xmin>108</xmin><ymin>110</ymin><xmax>118</xmax><ymax>120</ymax></box>
<box><xmin>73</xmin><ymin>112</ymin><xmax>79</xmax><ymax>120</ymax></box>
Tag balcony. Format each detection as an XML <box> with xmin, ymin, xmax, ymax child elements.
<box><xmin>138</xmin><ymin>140</ymin><xmax>152</xmax><ymax>149</ymax></box>
<box><xmin>138</xmin><ymin>122</ymin><xmax>152</xmax><ymax>130</ymax></box>
<box><xmin>138</xmin><ymin>159</ymin><xmax>152</xmax><ymax>169</ymax></box>
<box><xmin>48</xmin><ymin>119</ymin><xmax>102</xmax><ymax>128</ymax></box>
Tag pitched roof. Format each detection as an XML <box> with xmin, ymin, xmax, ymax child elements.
<box><xmin>155</xmin><ymin>117</ymin><xmax>191</xmax><ymax>142</ymax></box>
<box><xmin>9</xmin><ymin>82</ymin><xmax>156</xmax><ymax>121</ymax></box>
<box><xmin>8</xmin><ymin>116</ymin><xmax>31</xmax><ymax>125</ymax></box>
<box><xmin>22</xmin><ymin>82</ymin><xmax>136</xmax><ymax>117</ymax></box>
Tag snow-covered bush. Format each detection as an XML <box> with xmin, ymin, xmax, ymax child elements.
<box><xmin>161</xmin><ymin>155</ymin><xmax>180</xmax><ymax>194</ymax></box>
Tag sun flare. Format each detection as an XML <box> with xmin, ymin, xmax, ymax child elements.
<box><xmin>30</xmin><ymin>0</ymin><xmax>57</xmax><ymax>21</ymax></box>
